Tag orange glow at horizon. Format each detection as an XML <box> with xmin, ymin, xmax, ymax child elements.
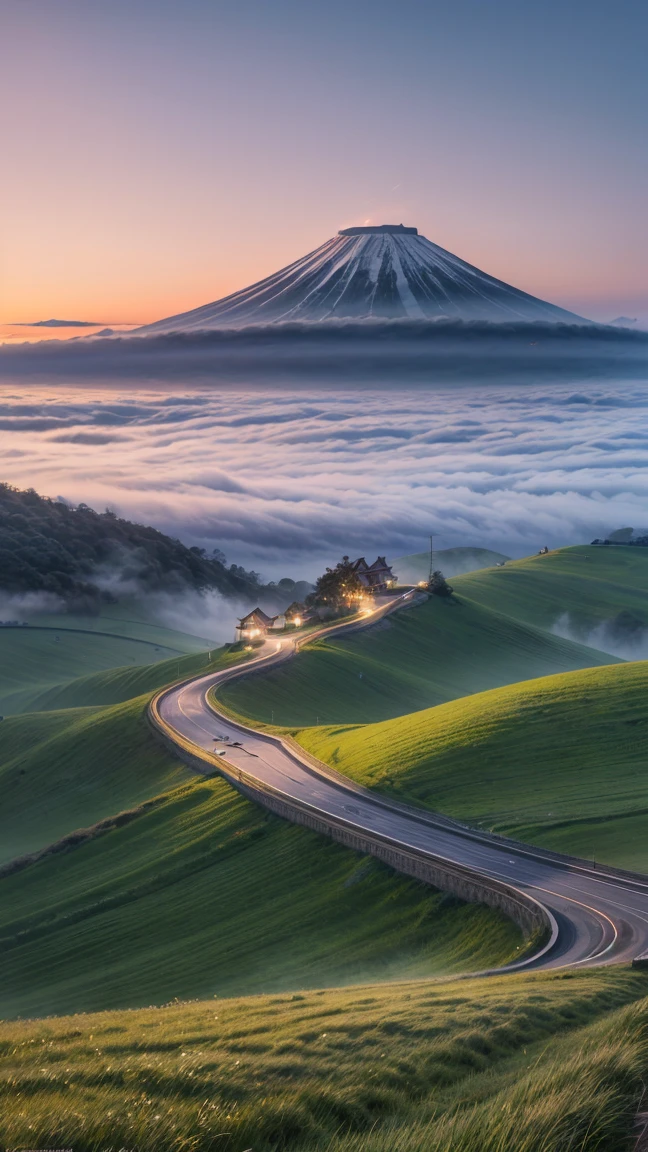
<box><xmin>5</xmin><ymin>225</ymin><xmax>647</xmax><ymax>337</ymax></box>
<box><xmin>2</xmin><ymin>3</ymin><xmax>647</xmax><ymax>332</ymax></box>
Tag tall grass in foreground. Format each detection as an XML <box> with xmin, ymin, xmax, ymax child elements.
<box><xmin>325</xmin><ymin>1002</ymin><xmax>648</xmax><ymax>1151</ymax></box>
<box><xmin>1</xmin><ymin>969</ymin><xmax>646</xmax><ymax>1151</ymax></box>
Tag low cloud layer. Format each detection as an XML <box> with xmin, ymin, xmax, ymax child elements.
<box><xmin>1</xmin><ymin>320</ymin><xmax>647</xmax><ymax>383</ymax></box>
<box><xmin>1</xmin><ymin>379</ymin><xmax>648</xmax><ymax>579</ymax></box>
<box><xmin>13</xmin><ymin>319</ymin><xmax>103</xmax><ymax>328</ymax></box>
<box><xmin>552</xmin><ymin>612</ymin><xmax>648</xmax><ymax>661</ymax></box>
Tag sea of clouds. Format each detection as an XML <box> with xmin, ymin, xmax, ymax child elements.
<box><xmin>1</xmin><ymin>378</ymin><xmax>648</xmax><ymax>580</ymax></box>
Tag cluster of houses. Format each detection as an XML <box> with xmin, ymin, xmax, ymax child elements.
<box><xmin>235</xmin><ymin>555</ymin><xmax>396</xmax><ymax>642</ymax></box>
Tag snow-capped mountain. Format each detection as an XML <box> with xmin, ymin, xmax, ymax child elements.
<box><xmin>138</xmin><ymin>224</ymin><xmax>588</xmax><ymax>332</ymax></box>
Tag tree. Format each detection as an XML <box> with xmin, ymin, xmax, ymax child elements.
<box><xmin>310</xmin><ymin>556</ymin><xmax>364</xmax><ymax>612</ymax></box>
<box><xmin>429</xmin><ymin>570</ymin><xmax>453</xmax><ymax>597</ymax></box>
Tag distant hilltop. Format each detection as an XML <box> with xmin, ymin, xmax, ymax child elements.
<box><xmin>136</xmin><ymin>224</ymin><xmax>590</xmax><ymax>333</ymax></box>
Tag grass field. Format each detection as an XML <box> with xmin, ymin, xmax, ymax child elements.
<box><xmin>0</xmin><ymin>625</ymin><xmax>186</xmax><ymax>714</ymax></box>
<box><xmin>0</xmin><ymin>697</ymin><xmax>192</xmax><ymax>864</ymax></box>
<box><xmin>0</xmin><ymin>644</ymin><xmax>252</xmax><ymax>862</ymax></box>
<box><xmin>297</xmin><ymin>660</ymin><xmax>648</xmax><ymax>871</ymax></box>
<box><xmin>1</xmin><ymin>966</ymin><xmax>646</xmax><ymax>1152</ymax></box>
<box><xmin>219</xmin><ymin>593</ymin><xmax>617</xmax><ymax>727</ymax></box>
<box><xmin>0</xmin><ymin>770</ymin><xmax>521</xmax><ymax>1019</ymax></box>
<box><xmin>33</xmin><ymin>605</ymin><xmax>215</xmax><ymax>650</ymax></box>
<box><xmin>454</xmin><ymin>544</ymin><xmax>648</xmax><ymax>635</ymax></box>
<box><xmin>30</xmin><ymin>641</ymin><xmax>242</xmax><ymax>710</ymax></box>
<box><xmin>0</xmin><ymin>636</ymin><xmax>523</xmax><ymax>1018</ymax></box>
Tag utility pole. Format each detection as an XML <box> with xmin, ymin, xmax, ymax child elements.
<box><xmin>428</xmin><ymin>534</ymin><xmax>434</xmax><ymax>585</ymax></box>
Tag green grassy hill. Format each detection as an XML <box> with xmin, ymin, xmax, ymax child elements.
<box><xmin>0</xmin><ymin>697</ymin><xmax>191</xmax><ymax>864</ymax></box>
<box><xmin>29</xmin><ymin>642</ymin><xmax>240</xmax><ymax>710</ymax></box>
<box><xmin>1</xmin><ymin>966</ymin><xmax>646</xmax><ymax>1152</ymax></box>
<box><xmin>0</xmin><ymin>645</ymin><xmax>249</xmax><ymax>861</ymax></box>
<box><xmin>0</xmin><ymin>641</ymin><xmax>522</xmax><ymax>1017</ymax></box>
<box><xmin>297</xmin><ymin>660</ymin><xmax>648</xmax><ymax>872</ymax></box>
<box><xmin>219</xmin><ymin>594</ymin><xmax>618</xmax><ymax>727</ymax></box>
<box><xmin>33</xmin><ymin>604</ymin><xmax>216</xmax><ymax>649</ymax></box>
<box><xmin>396</xmin><ymin>545</ymin><xmax>510</xmax><ymax>582</ymax></box>
<box><xmin>0</xmin><ymin>624</ymin><xmax>185</xmax><ymax>714</ymax></box>
<box><xmin>0</xmin><ymin>768</ymin><xmax>520</xmax><ymax>1020</ymax></box>
<box><xmin>453</xmin><ymin>544</ymin><xmax>648</xmax><ymax>634</ymax></box>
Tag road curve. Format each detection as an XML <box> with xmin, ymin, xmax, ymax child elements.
<box><xmin>152</xmin><ymin>594</ymin><xmax>648</xmax><ymax>970</ymax></box>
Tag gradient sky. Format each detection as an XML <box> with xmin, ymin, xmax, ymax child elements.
<box><xmin>2</xmin><ymin>0</ymin><xmax>647</xmax><ymax>328</ymax></box>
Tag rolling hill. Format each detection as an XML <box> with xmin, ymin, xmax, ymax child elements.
<box><xmin>395</xmin><ymin>545</ymin><xmax>510</xmax><ymax>582</ymax></box>
<box><xmin>0</xmin><ymin>766</ymin><xmax>520</xmax><ymax>1019</ymax></box>
<box><xmin>0</xmin><ymin>697</ymin><xmax>192</xmax><ymax>864</ymax></box>
<box><xmin>0</xmin><ymin>642</ymin><xmax>259</xmax><ymax>862</ymax></box>
<box><xmin>219</xmin><ymin>592</ymin><xmax>618</xmax><ymax>727</ymax></box>
<box><xmin>3</xmin><ymin>540</ymin><xmax>648</xmax><ymax>1147</ymax></box>
<box><xmin>453</xmin><ymin>544</ymin><xmax>648</xmax><ymax>639</ymax></box>
<box><xmin>27</xmin><ymin>641</ymin><xmax>242</xmax><ymax>711</ymax></box>
<box><xmin>0</xmin><ymin>641</ymin><xmax>522</xmax><ymax>1017</ymax></box>
<box><xmin>1</xmin><ymin>967</ymin><xmax>646</xmax><ymax>1152</ymax></box>
<box><xmin>297</xmin><ymin>660</ymin><xmax>648</xmax><ymax>872</ymax></box>
<box><xmin>0</xmin><ymin>622</ymin><xmax>187</xmax><ymax>714</ymax></box>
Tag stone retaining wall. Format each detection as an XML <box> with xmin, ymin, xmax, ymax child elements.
<box><xmin>148</xmin><ymin>703</ymin><xmax>552</xmax><ymax>947</ymax></box>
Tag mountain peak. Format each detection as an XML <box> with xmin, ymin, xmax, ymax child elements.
<box><xmin>338</xmin><ymin>224</ymin><xmax>419</xmax><ymax>235</ymax></box>
<box><xmin>138</xmin><ymin>228</ymin><xmax>590</xmax><ymax>333</ymax></box>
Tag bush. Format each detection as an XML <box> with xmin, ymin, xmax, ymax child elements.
<box><xmin>429</xmin><ymin>570</ymin><xmax>453</xmax><ymax>597</ymax></box>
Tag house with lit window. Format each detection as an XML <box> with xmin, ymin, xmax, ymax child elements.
<box><xmin>235</xmin><ymin>608</ymin><xmax>279</xmax><ymax>642</ymax></box>
<box><xmin>350</xmin><ymin>557</ymin><xmax>396</xmax><ymax>594</ymax></box>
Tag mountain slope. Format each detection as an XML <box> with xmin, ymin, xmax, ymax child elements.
<box><xmin>0</xmin><ymin>481</ymin><xmax>264</xmax><ymax>608</ymax></box>
<box><xmin>138</xmin><ymin>225</ymin><xmax>588</xmax><ymax>331</ymax></box>
<box><xmin>218</xmin><ymin>593</ymin><xmax>618</xmax><ymax>727</ymax></box>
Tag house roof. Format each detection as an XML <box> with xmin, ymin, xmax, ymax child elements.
<box><xmin>238</xmin><ymin>607</ymin><xmax>274</xmax><ymax>627</ymax></box>
<box><xmin>351</xmin><ymin>556</ymin><xmax>394</xmax><ymax>580</ymax></box>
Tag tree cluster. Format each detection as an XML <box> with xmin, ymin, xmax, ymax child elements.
<box><xmin>0</xmin><ymin>483</ymin><xmax>266</xmax><ymax>612</ymax></box>
<box><xmin>309</xmin><ymin>556</ymin><xmax>364</xmax><ymax>614</ymax></box>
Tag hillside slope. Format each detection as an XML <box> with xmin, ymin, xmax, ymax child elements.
<box><xmin>0</xmin><ymin>770</ymin><xmax>520</xmax><ymax>1019</ymax></box>
<box><xmin>0</xmin><ymin>481</ymin><xmax>265</xmax><ymax>607</ymax></box>
<box><xmin>453</xmin><ymin>544</ymin><xmax>648</xmax><ymax>640</ymax></box>
<box><xmin>219</xmin><ymin>593</ymin><xmax>618</xmax><ymax>726</ymax></box>
<box><xmin>0</xmin><ymin>644</ymin><xmax>251</xmax><ymax>860</ymax></box>
<box><xmin>0</xmin><ymin>623</ymin><xmax>183</xmax><ymax>714</ymax></box>
<box><xmin>297</xmin><ymin>660</ymin><xmax>648</xmax><ymax>871</ymax></box>
<box><xmin>0</xmin><ymin>698</ymin><xmax>191</xmax><ymax>863</ymax></box>
<box><xmin>29</xmin><ymin>642</ymin><xmax>242</xmax><ymax>711</ymax></box>
<box><xmin>2</xmin><ymin>968</ymin><xmax>646</xmax><ymax>1152</ymax></box>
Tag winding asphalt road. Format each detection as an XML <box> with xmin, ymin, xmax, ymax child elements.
<box><xmin>154</xmin><ymin>594</ymin><xmax>648</xmax><ymax>970</ymax></box>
